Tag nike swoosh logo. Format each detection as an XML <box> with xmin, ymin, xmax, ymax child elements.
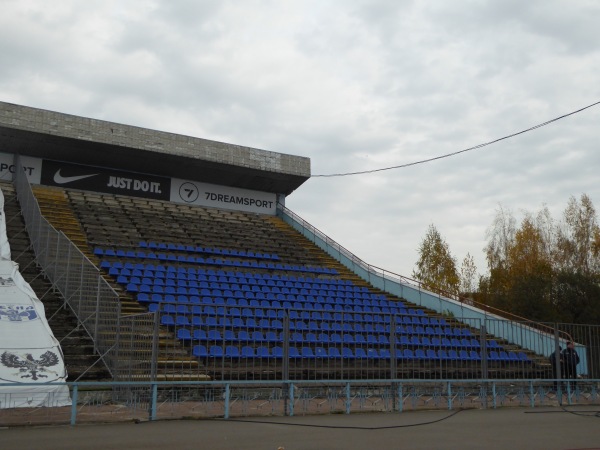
<box><xmin>53</xmin><ymin>169</ymin><xmax>98</xmax><ymax>184</ymax></box>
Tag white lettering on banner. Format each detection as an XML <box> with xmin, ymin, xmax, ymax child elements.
<box><xmin>204</xmin><ymin>192</ymin><xmax>274</xmax><ymax>208</ymax></box>
<box><xmin>170</xmin><ymin>178</ymin><xmax>277</xmax><ymax>215</ymax></box>
<box><xmin>107</xmin><ymin>176</ymin><xmax>163</xmax><ymax>194</ymax></box>
<box><xmin>0</xmin><ymin>152</ymin><xmax>42</xmax><ymax>184</ymax></box>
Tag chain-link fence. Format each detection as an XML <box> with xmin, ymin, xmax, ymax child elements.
<box><xmin>1</xmin><ymin>378</ymin><xmax>599</xmax><ymax>426</ymax></box>
<box><xmin>12</xmin><ymin>155</ymin><xmax>156</xmax><ymax>381</ymax></box>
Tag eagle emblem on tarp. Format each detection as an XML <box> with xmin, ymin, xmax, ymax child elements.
<box><xmin>0</xmin><ymin>305</ymin><xmax>38</xmax><ymax>322</ymax></box>
<box><xmin>1</xmin><ymin>351</ymin><xmax>60</xmax><ymax>381</ymax></box>
<box><xmin>0</xmin><ymin>276</ymin><xmax>15</xmax><ymax>286</ymax></box>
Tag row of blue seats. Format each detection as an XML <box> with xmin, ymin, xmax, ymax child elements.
<box><xmin>148</xmin><ymin>300</ymin><xmax>422</xmax><ymax>318</ymax></box>
<box><xmin>192</xmin><ymin>345</ymin><xmax>529</xmax><ymax>362</ymax></box>
<box><xmin>161</xmin><ymin>315</ymin><xmax>472</xmax><ymax>337</ymax></box>
<box><xmin>121</xmin><ymin>277</ymin><xmax>374</xmax><ymax>295</ymax></box>
<box><xmin>138</xmin><ymin>293</ymin><xmax>411</xmax><ymax>314</ymax></box>
<box><xmin>138</xmin><ymin>241</ymin><xmax>281</xmax><ymax>261</ymax></box>
<box><xmin>98</xmin><ymin>245</ymin><xmax>281</xmax><ymax>261</ymax></box>
<box><xmin>118</xmin><ymin>273</ymin><xmax>365</xmax><ymax>293</ymax></box>
<box><xmin>127</xmin><ymin>283</ymin><xmax>385</xmax><ymax>301</ymax></box>
<box><xmin>100</xmin><ymin>256</ymin><xmax>338</xmax><ymax>274</ymax></box>
<box><xmin>112</xmin><ymin>266</ymin><xmax>353</xmax><ymax>286</ymax></box>
<box><xmin>176</xmin><ymin>328</ymin><xmax>485</xmax><ymax>348</ymax></box>
<box><xmin>135</xmin><ymin>289</ymin><xmax>400</xmax><ymax>307</ymax></box>
<box><xmin>152</xmin><ymin>304</ymin><xmax>433</xmax><ymax>323</ymax></box>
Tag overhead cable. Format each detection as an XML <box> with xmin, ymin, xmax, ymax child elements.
<box><xmin>313</xmin><ymin>100</ymin><xmax>600</xmax><ymax>177</ymax></box>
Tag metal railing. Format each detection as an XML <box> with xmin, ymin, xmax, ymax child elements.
<box><xmin>12</xmin><ymin>155</ymin><xmax>157</xmax><ymax>381</ymax></box>
<box><xmin>1</xmin><ymin>378</ymin><xmax>599</xmax><ymax>426</ymax></box>
<box><xmin>277</xmin><ymin>204</ymin><xmax>573</xmax><ymax>344</ymax></box>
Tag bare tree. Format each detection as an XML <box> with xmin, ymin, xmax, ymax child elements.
<box><xmin>485</xmin><ymin>204</ymin><xmax>516</xmax><ymax>271</ymax></box>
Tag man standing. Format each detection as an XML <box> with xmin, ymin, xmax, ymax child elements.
<box><xmin>562</xmin><ymin>341</ymin><xmax>580</xmax><ymax>388</ymax></box>
<box><xmin>549</xmin><ymin>346</ymin><xmax>562</xmax><ymax>391</ymax></box>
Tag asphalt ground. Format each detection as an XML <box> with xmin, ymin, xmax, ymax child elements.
<box><xmin>2</xmin><ymin>406</ymin><xmax>600</xmax><ymax>450</ymax></box>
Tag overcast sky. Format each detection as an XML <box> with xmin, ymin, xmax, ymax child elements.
<box><xmin>1</xmin><ymin>1</ymin><xmax>599</xmax><ymax>279</ymax></box>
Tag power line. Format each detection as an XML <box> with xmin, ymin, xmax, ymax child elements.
<box><xmin>312</xmin><ymin>100</ymin><xmax>600</xmax><ymax>178</ymax></box>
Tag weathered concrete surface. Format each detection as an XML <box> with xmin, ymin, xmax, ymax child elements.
<box><xmin>2</xmin><ymin>407</ymin><xmax>600</xmax><ymax>450</ymax></box>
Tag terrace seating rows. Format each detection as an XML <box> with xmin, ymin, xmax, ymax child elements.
<box><xmin>68</xmin><ymin>191</ymin><xmax>314</xmax><ymax>266</ymax></box>
<box><xmin>172</xmin><ymin>327</ymin><xmax>482</xmax><ymax>348</ymax></box>
<box><xmin>101</xmin><ymin>250</ymin><xmax>520</xmax><ymax>365</ymax></box>
<box><xmin>191</xmin><ymin>344</ymin><xmax>529</xmax><ymax>362</ymax></box>
<box><xmin>64</xmin><ymin>190</ymin><xmax>535</xmax><ymax>377</ymax></box>
<box><xmin>99</xmin><ymin>252</ymin><xmax>337</xmax><ymax>274</ymax></box>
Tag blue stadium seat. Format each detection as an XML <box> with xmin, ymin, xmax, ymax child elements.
<box><xmin>314</xmin><ymin>347</ymin><xmax>328</xmax><ymax>358</ymax></box>
<box><xmin>241</xmin><ymin>346</ymin><xmax>255</xmax><ymax>358</ymax></box>
<box><xmin>177</xmin><ymin>329</ymin><xmax>192</xmax><ymax>341</ymax></box>
<box><xmin>367</xmin><ymin>348</ymin><xmax>383</xmax><ymax>359</ymax></box>
<box><xmin>193</xmin><ymin>330</ymin><xmax>207</xmax><ymax>340</ymax></box>
<box><xmin>342</xmin><ymin>348</ymin><xmax>355</xmax><ymax>359</ymax></box>
<box><xmin>209</xmin><ymin>345</ymin><xmax>224</xmax><ymax>357</ymax></box>
<box><xmin>328</xmin><ymin>347</ymin><xmax>342</xmax><ymax>358</ymax></box>
<box><xmin>447</xmin><ymin>350</ymin><xmax>459</xmax><ymax>360</ymax></box>
<box><xmin>459</xmin><ymin>350</ymin><xmax>472</xmax><ymax>361</ymax></box>
<box><xmin>225</xmin><ymin>346</ymin><xmax>240</xmax><ymax>358</ymax></box>
<box><xmin>301</xmin><ymin>347</ymin><xmax>315</xmax><ymax>359</ymax></box>
<box><xmin>207</xmin><ymin>330</ymin><xmax>222</xmax><ymax>340</ymax></box>
<box><xmin>437</xmin><ymin>350</ymin><xmax>450</xmax><ymax>360</ymax></box>
<box><xmin>402</xmin><ymin>349</ymin><xmax>415</xmax><ymax>360</ymax></box>
<box><xmin>469</xmin><ymin>351</ymin><xmax>481</xmax><ymax>361</ymax></box>
<box><xmin>160</xmin><ymin>315</ymin><xmax>175</xmax><ymax>326</ymax></box>
<box><xmin>488</xmin><ymin>351</ymin><xmax>501</xmax><ymax>361</ymax></box>
<box><xmin>414</xmin><ymin>349</ymin><xmax>427</xmax><ymax>360</ymax></box>
<box><xmin>255</xmin><ymin>346</ymin><xmax>271</xmax><ymax>358</ymax></box>
<box><xmin>193</xmin><ymin>345</ymin><xmax>208</xmax><ymax>357</ymax></box>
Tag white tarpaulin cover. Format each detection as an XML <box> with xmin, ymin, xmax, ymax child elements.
<box><xmin>0</xmin><ymin>191</ymin><xmax>70</xmax><ymax>408</ymax></box>
<box><xmin>0</xmin><ymin>189</ymin><xmax>10</xmax><ymax>261</ymax></box>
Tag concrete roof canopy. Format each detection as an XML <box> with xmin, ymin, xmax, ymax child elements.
<box><xmin>0</xmin><ymin>102</ymin><xmax>311</xmax><ymax>196</ymax></box>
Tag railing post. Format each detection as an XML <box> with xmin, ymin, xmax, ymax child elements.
<box><xmin>150</xmin><ymin>382</ymin><xmax>158</xmax><ymax>421</ymax></box>
<box><xmin>390</xmin><ymin>315</ymin><xmax>397</xmax><ymax>380</ymax></box>
<box><xmin>282</xmin><ymin>313</ymin><xmax>290</xmax><ymax>382</ymax></box>
<box><xmin>93</xmin><ymin>275</ymin><xmax>102</xmax><ymax>353</ymax></box>
<box><xmin>529</xmin><ymin>380</ymin><xmax>535</xmax><ymax>408</ymax></box>
<box><xmin>447</xmin><ymin>381</ymin><xmax>452</xmax><ymax>410</ymax></box>
<box><xmin>397</xmin><ymin>382</ymin><xmax>403</xmax><ymax>413</ymax></box>
<box><xmin>224</xmin><ymin>384</ymin><xmax>230</xmax><ymax>419</ymax></box>
<box><xmin>150</xmin><ymin>310</ymin><xmax>159</xmax><ymax>382</ymax></box>
<box><xmin>481</xmin><ymin>323</ymin><xmax>488</xmax><ymax>380</ymax></box>
<box><xmin>553</xmin><ymin>325</ymin><xmax>562</xmax><ymax>398</ymax></box>
<box><xmin>288</xmin><ymin>383</ymin><xmax>294</xmax><ymax>417</ymax></box>
<box><xmin>345</xmin><ymin>382</ymin><xmax>351</xmax><ymax>414</ymax></box>
<box><xmin>70</xmin><ymin>384</ymin><xmax>79</xmax><ymax>426</ymax></box>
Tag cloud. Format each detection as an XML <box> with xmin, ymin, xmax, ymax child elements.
<box><xmin>1</xmin><ymin>0</ymin><xmax>599</xmax><ymax>280</ymax></box>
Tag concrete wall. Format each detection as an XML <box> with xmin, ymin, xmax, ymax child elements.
<box><xmin>0</xmin><ymin>102</ymin><xmax>310</xmax><ymax>177</ymax></box>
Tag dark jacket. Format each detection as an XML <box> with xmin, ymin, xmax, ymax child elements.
<box><xmin>562</xmin><ymin>348</ymin><xmax>580</xmax><ymax>369</ymax></box>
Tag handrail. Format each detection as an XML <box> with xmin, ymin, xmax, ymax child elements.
<box><xmin>277</xmin><ymin>203</ymin><xmax>573</xmax><ymax>343</ymax></box>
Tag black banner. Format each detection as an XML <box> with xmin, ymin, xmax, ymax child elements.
<box><xmin>40</xmin><ymin>160</ymin><xmax>171</xmax><ymax>200</ymax></box>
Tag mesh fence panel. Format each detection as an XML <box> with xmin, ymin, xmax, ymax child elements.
<box><xmin>13</xmin><ymin>156</ymin><xmax>156</xmax><ymax>382</ymax></box>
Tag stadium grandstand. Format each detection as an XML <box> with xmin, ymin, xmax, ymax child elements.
<box><xmin>0</xmin><ymin>101</ymin><xmax>598</xmax><ymax>424</ymax></box>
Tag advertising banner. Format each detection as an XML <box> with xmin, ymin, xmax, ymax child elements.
<box><xmin>40</xmin><ymin>159</ymin><xmax>171</xmax><ymax>200</ymax></box>
<box><xmin>0</xmin><ymin>152</ymin><xmax>42</xmax><ymax>184</ymax></box>
<box><xmin>170</xmin><ymin>178</ymin><xmax>277</xmax><ymax>215</ymax></box>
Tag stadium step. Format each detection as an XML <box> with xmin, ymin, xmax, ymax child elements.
<box><xmin>32</xmin><ymin>185</ymin><xmax>98</xmax><ymax>256</ymax></box>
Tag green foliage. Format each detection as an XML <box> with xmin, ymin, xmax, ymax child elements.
<box><xmin>478</xmin><ymin>194</ymin><xmax>600</xmax><ymax>324</ymax></box>
<box><xmin>413</xmin><ymin>224</ymin><xmax>459</xmax><ymax>295</ymax></box>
